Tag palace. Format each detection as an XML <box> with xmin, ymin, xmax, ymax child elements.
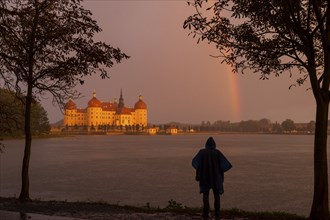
<box><xmin>64</xmin><ymin>90</ymin><xmax>147</xmax><ymax>128</ymax></box>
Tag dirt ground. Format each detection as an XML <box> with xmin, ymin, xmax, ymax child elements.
<box><xmin>0</xmin><ymin>197</ymin><xmax>303</xmax><ymax>220</ymax></box>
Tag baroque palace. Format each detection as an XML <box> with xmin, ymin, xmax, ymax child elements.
<box><xmin>64</xmin><ymin>90</ymin><xmax>147</xmax><ymax>128</ymax></box>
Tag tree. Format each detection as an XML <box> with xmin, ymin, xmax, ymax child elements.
<box><xmin>238</xmin><ymin>120</ymin><xmax>258</xmax><ymax>132</ymax></box>
<box><xmin>307</xmin><ymin>120</ymin><xmax>316</xmax><ymax>133</ymax></box>
<box><xmin>281</xmin><ymin>119</ymin><xmax>296</xmax><ymax>132</ymax></box>
<box><xmin>0</xmin><ymin>0</ymin><xmax>128</xmax><ymax>200</ymax></box>
<box><xmin>272</xmin><ymin>122</ymin><xmax>282</xmax><ymax>134</ymax></box>
<box><xmin>259</xmin><ymin>118</ymin><xmax>272</xmax><ymax>133</ymax></box>
<box><xmin>184</xmin><ymin>1</ymin><xmax>330</xmax><ymax>219</ymax></box>
<box><xmin>0</xmin><ymin>88</ymin><xmax>24</xmax><ymax>137</ymax></box>
<box><xmin>0</xmin><ymin>88</ymin><xmax>50</xmax><ymax>137</ymax></box>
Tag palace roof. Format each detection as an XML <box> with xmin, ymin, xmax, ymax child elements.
<box><xmin>88</xmin><ymin>91</ymin><xmax>102</xmax><ymax>108</ymax></box>
<box><xmin>65</xmin><ymin>91</ymin><xmax>147</xmax><ymax>112</ymax></box>
<box><xmin>101</xmin><ymin>102</ymin><xmax>117</xmax><ymax>111</ymax></box>
<box><xmin>65</xmin><ymin>98</ymin><xmax>76</xmax><ymax>110</ymax></box>
<box><xmin>134</xmin><ymin>95</ymin><xmax>147</xmax><ymax>109</ymax></box>
<box><xmin>116</xmin><ymin>107</ymin><xmax>135</xmax><ymax>115</ymax></box>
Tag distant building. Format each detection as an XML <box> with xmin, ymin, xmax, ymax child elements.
<box><xmin>166</xmin><ymin>127</ymin><xmax>178</xmax><ymax>135</ymax></box>
<box><xmin>147</xmin><ymin>127</ymin><xmax>157</xmax><ymax>135</ymax></box>
<box><xmin>64</xmin><ymin>90</ymin><xmax>147</xmax><ymax>128</ymax></box>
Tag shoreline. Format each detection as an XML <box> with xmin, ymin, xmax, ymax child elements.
<box><xmin>0</xmin><ymin>197</ymin><xmax>307</xmax><ymax>220</ymax></box>
<box><xmin>1</xmin><ymin>131</ymin><xmax>314</xmax><ymax>141</ymax></box>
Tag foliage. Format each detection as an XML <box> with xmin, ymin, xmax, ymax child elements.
<box><xmin>0</xmin><ymin>88</ymin><xmax>50</xmax><ymax>137</ymax></box>
<box><xmin>281</xmin><ymin>119</ymin><xmax>296</xmax><ymax>132</ymax></box>
<box><xmin>184</xmin><ymin>1</ymin><xmax>330</xmax><ymax>219</ymax></box>
<box><xmin>0</xmin><ymin>141</ymin><xmax>4</xmax><ymax>153</ymax></box>
<box><xmin>0</xmin><ymin>0</ymin><xmax>128</xmax><ymax>104</ymax></box>
<box><xmin>30</xmin><ymin>101</ymin><xmax>51</xmax><ymax>135</ymax></box>
<box><xmin>0</xmin><ymin>0</ymin><xmax>128</xmax><ymax>200</ymax></box>
<box><xmin>184</xmin><ymin>0</ymin><xmax>321</xmax><ymax>84</ymax></box>
<box><xmin>0</xmin><ymin>88</ymin><xmax>24</xmax><ymax>136</ymax></box>
<box><xmin>192</xmin><ymin>118</ymin><xmax>314</xmax><ymax>133</ymax></box>
<box><xmin>165</xmin><ymin>199</ymin><xmax>185</xmax><ymax>210</ymax></box>
<box><xmin>0</xmin><ymin>197</ymin><xmax>308</xmax><ymax>219</ymax></box>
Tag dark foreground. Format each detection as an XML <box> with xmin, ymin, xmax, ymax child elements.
<box><xmin>0</xmin><ymin>197</ymin><xmax>307</xmax><ymax>220</ymax></box>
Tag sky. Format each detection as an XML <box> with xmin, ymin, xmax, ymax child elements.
<box><xmin>42</xmin><ymin>0</ymin><xmax>315</xmax><ymax>124</ymax></box>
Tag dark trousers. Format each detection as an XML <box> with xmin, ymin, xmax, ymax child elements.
<box><xmin>202</xmin><ymin>188</ymin><xmax>220</xmax><ymax>218</ymax></box>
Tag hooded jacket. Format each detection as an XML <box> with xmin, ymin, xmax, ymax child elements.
<box><xmin>192</xmin><ymin>137</ymin><xmax>226</xmax><ymax>194</ymax></box>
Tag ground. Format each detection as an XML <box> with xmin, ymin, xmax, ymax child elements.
<box><xmin>0</xmin><ymin>197</ymin><xmax>307</xmax><ymax>220</ymax></box>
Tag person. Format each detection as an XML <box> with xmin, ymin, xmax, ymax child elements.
<box><xmin>192</xmin><ymin>137</ymin><xmax>232</xmax><ymax>219</ymax></box>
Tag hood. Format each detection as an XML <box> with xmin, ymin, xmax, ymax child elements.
<box><xmin>205</xmin><ymin>137</ymin><xmax>216</xmax><ymax>150</ymax></box>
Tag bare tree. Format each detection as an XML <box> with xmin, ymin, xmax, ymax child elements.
<box><xmin>184</xmin><ymin>1</ymin><xmax>329</xmax><ymax>219</ymax></box>
<box><xmin>0</xmin><ymin>0</ymin><xmax>128</xmax><ymax>200</ymax></box>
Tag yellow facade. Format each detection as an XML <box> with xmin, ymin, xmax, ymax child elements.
<box><xmin>64</xmin><ymin>91</ymin><xmax>147</xmax><ymax>128</ymax></box>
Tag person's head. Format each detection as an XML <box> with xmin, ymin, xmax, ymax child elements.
<box><xmin>205</xmin><ymin>137</ymin><xmax>216</xmax><ymax>149</ymax></box>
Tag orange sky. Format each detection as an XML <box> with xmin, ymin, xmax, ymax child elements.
<box><xmin>43</xmin><ymin>0</ymin><xmax>315</xmax><ymax>124</ymax></box>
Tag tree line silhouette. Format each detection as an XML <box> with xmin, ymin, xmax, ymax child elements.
<box><xmin>163</xmin><ymin>119</ymin><xmax>316</xmax><ymax>134</ymax></box>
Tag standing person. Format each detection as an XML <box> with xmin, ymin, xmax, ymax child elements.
<box><xmin>192</xmin><ymin>137</ymin><xmax>232</xmax><ymax>219</ymax></box>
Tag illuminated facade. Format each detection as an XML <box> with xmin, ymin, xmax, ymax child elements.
<box><xmin>64</xmin><ymin>90</ymin><xmax>147</xmax><ymax>128</ymax></box>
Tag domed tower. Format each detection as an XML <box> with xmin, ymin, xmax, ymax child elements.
<box><xmin>88</xmin><ymin>90</ymin><xmax>102</xmax><ymax>108</ymax></box>
<box><xmin>64</xmin><ymin>97</ymin><xmax>77</xmax><ymax>126</ymax></box>
<box><xmin>87</xmin><ymin>90</ymin><xmax>102</xmax><ymax>127</ymax></box>
<box><xmin>134</xmin><ymin>94</ymin><xmax>147</xmax><ymax>127</ymax></box>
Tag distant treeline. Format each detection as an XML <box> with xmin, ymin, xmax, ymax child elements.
<box><xmin>161</xmin><ymin>119</ymin><xmax>316</xmax><ymax>134</ymax></box>
<box><xmin>0</xmin><ymin>88</ymin><xmax>51</xmax><ymax>138</ymax></box>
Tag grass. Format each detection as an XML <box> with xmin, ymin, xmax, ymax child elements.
<box><xmin>0</xmin><ymin>197</ymin><xmax>308</xmax><ymax>220</ymax></box>
<box><xmin>126</xmin><ymin>199</ymin><xmax>307</xmax><ymax>220</ymax></box>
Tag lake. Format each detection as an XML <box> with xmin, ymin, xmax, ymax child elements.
<box><xmin>0</xmin><ymin>134</ymin><xmax>321</xmax><ymax>216</ymax></box>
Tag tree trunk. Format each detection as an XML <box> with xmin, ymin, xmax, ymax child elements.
<box><xmin>309</xmin><ymin>99</ymin><xmax>329</xmax><ymax>220</ymax></box>
<box><xmin>19</xmin><ymin>84</ymin><xmax>33</xmax><ymax>201</ymax></box>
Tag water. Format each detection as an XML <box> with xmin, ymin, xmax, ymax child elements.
<box><xmin>0</xmin><ymin>134</ymin><xmax>319</xmax><ymax>216</ymax></box>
